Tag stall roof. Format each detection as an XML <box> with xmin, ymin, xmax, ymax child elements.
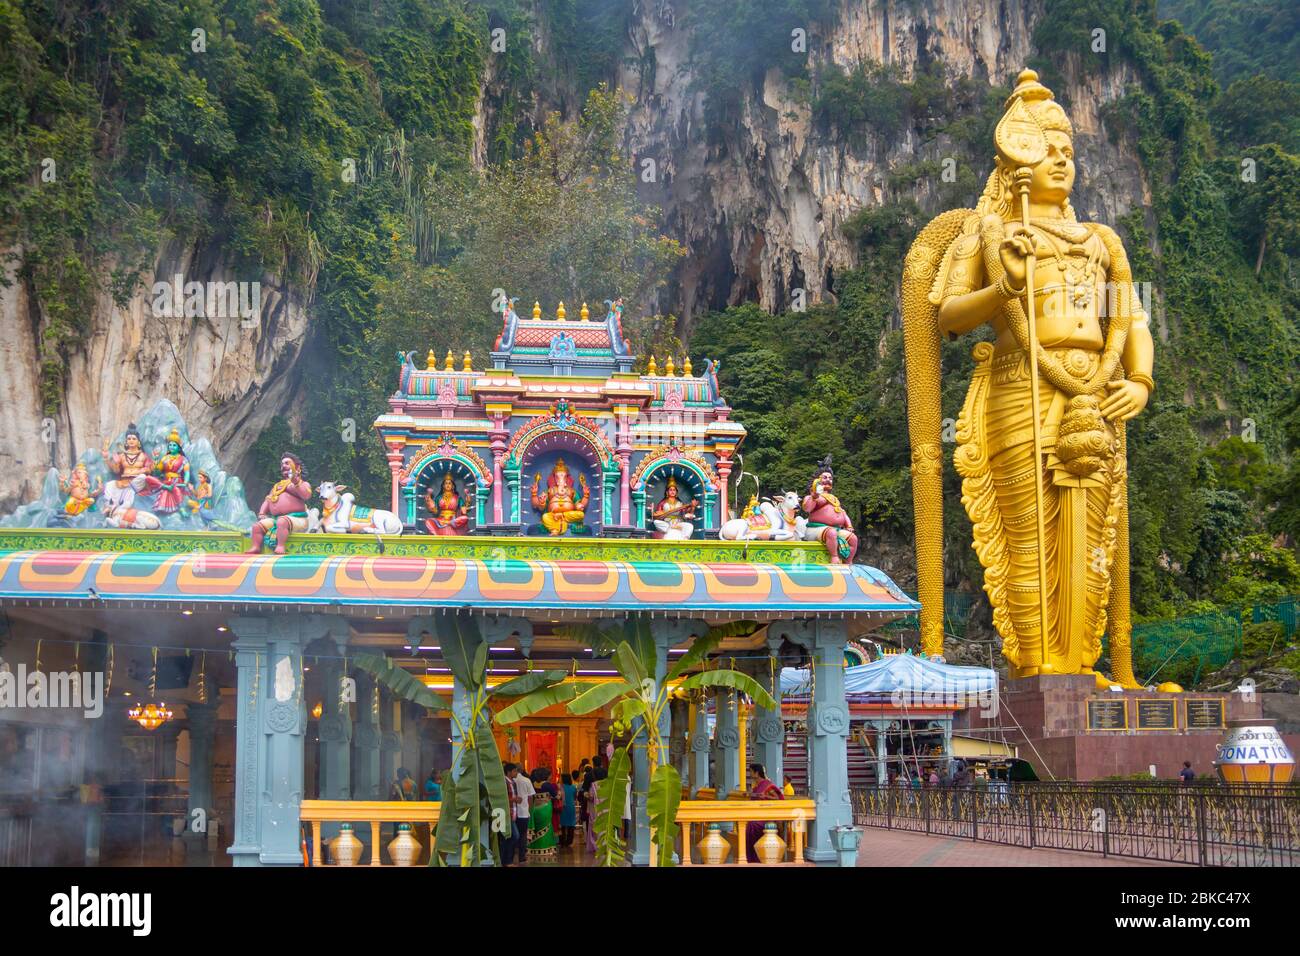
<box><xmin>0</xmin><ymin>550</ymin><xmax>919</xmax><ymax>621</ymax></box>
<box><xmin>780</xmin><ymin>653</ymin><xmax>997</xmax><ymax>699</ymax></box>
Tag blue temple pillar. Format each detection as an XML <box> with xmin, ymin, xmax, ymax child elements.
<box><xmin>380</xmin><ymin>688</ymin><xmax>403</xmax><ymax>799</ymax></box>
<box><xmin>183</xmin><ymin>697</ymin><xmax>219</xmax><ymax>863</ymax></box>
<box><xmin>752</xmin><ymin>635</ymin><xmax>785</xmax><ymax>787</ymax></box>
<box><xmin>352</xmin><ymin>670</ymin><xmax>381</xmax><ymax>800</ymax></box>
<box><xmin>712</xmin><ymin>689</ymin><xmax>741</xmax><ymax>799</ymax></box>
<box><xmin>772</xmin><ymin>619</ymin><xmax>855</xmax><ymax>865</ymax></box>
<box><xmin>669</xmin><ymin>697</ymin><xmax>689</xmax><ymax>778</ymax></box>
<box><xmin>317</xmin><ymin>632</ymin><xmax>351</xmax><ymax>841</ymax></box>
<box><xmin>688</xmin><ymin>694</ymin><xmax>711</xmax><ymax>796</ymax></box>
<box><xmin>631</xmin><ymin>619</ymin><xmax>704</xmax><ymax>866</ymax></box>
<box><xmin>228</xmin><ymin>615</ymin><xmax>332</xmax><ymax>866</ymax></box>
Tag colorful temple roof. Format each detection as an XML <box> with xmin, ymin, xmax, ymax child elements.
<box><xmin>0</xmin><ymin>549</ymin><xmax>919</xmax><ymax>621</ymax></box>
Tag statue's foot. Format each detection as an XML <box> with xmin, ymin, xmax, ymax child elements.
<box><xmin>244</xmin><ymin>546</ymin><xmax>262</xmax><ymax>555</ymax></box>
<box><xmin>273</xmin><ymin>545</ymin><xmax>287</xmax><ymax>555</ymax></box>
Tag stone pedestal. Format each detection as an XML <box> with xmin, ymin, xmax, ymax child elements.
<box><xmin>963</xmin><ymin>674</ymin><xmax>1266</xmax><ymax>780</ymax></box>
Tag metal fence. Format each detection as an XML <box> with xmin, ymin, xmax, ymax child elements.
<box><xmin>852</xmin><ymin>782</ymin><xmax>1300</xmax><ymax>866</ymax></box>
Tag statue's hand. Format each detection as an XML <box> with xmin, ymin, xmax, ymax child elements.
<box><xmin>1100</xmin><ymin>379</ymin><xmax>1149</xmax><ymax>422</ymax></box>
<box><xmin>998</xmin><ymin>227</ymin><xmax>1040</xmax><ymax>289</ymax></box>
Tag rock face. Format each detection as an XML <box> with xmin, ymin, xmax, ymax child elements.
<box><xmin>612</xmin><ymin>0</ymin><xmax>1150</xmax><ymax>329</ymax></box>
<box><xmin>0</xmin><ymin>241</ymin><xmax>309</xmax><ymax>512</ymax></box>
<box><xmin>0</xmin><ymin>0</ymin><xmax>1154</xmax><ymax>508</ymax></box>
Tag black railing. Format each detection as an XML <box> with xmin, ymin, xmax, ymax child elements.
<box><xmin>851</xmin><ymin>783</ymin><xmax>1300</xmax><ymax>866</ymax></box>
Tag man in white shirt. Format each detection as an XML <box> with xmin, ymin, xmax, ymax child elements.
<box><xmin>513</xmin><ymin>766</ymin><xmax>536</xmax><ymax>864</ymax></box>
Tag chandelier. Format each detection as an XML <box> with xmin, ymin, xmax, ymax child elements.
<box><xmin>127</xmin><ymin>700</ymin><xmax>174</xmax><ymax>730</ymax></box>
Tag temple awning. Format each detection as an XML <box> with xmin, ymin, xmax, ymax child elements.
<box><xmin>780</xmin><ymin>654</ymin><xmax>997</xmax><ymax>698</ymax></box>
<box><xmin>0</xmin><ymin>550</ymin><xmax>919</xmax><ymax>621</ymax></box>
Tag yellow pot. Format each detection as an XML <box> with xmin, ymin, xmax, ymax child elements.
<box><xmin>330</xmin><ymin>823</ymin><xmax>363</xmax><ymax>866</ymax></box>
<box><xmin>388</xmin><ymin>823</ymin><xmax>420</xmax><ymax>867</ymax></box>
<box><xmin>697</xmin><ymin>823</ymin><xmax>731</xmax><ymax>865</ymax></box>
<box><xmin>755</xmin><ymin>822</ymin><xmax>787</xmax><ymax>865</ymax></box>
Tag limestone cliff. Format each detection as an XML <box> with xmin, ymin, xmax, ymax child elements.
<box><xmin>0</xmin><ymin>0</ymin><xmax>1154</xmax><ymax>508</ymax></box>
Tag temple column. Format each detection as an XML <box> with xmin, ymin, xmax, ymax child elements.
<box><xmin>380</xmin><ymin>688</ymin><xmax>403</xmax><ymax>797</ymax></box>
<box><xmin>352</xmin><ymin>670</ymin><xmax>381</xmax><ymax>800</ymax></box>
<box><xmin>316</xmin><ymin>649</ymin><xmax>352</xmax><ymax>834</ymax></box>
<box><xmin>631</xmin><ymin>619</ymin><xmax>703</xmax><ymax>866</ymax></box>
<box><xmin>183</xmin><ymin>698</ymin><xmax>219</xmax><ymax>863</ymax></box>
<box><xmin>716</xmin><ymin>454</ymin><xmax>733</xmax><ymax>524</ymax></box>
<box><xmin>688</xmin><ymin>694</ymin><xmax>711</xmax><ymax>796</ymax></box>
<box><xmin>669</xmin><ymin>697</ymin><xmax>689</xmax><ymax>778</ymax></box>
<box><xmin>228</xmin><ymin>615</ymin><xmax>330</xmax><ymax>866</ymax></box>
<box><xmin>771</xmin><ymin>620</ymin><xmax>856</xmax><ymax>865</ymax></box>
<box><xmin>490</xmin><ymin>413</ymin><xmax>508</xmax><ymax>524</ymax></box>
<box><xmin>752</xmin><ymin>636</ymin><xmax>785</xmax><ymax>787</ymax></box>
<box><xmin>873</xmin><ymin>719</ymin><xmax>889</xmax><ymax>787</ymax></box>
<box><xmin>386</xmin><ymin>446</ymin><xmax>404</xmax><ymax>514</ymax></box>
<box><xmin>712</xmin><ymin>688</ymin><xmax>741</xmax><ymax>799</ymax></box>
<box><xmin>81</xmin><ymin>629</ymin><xmax>111</xmax><ymax>866</ymax></box>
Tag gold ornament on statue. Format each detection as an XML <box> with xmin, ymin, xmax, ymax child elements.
<box><xmin>901</xmin><ymin>68</ymin><xmax>1154</xmax><ymax>688</ymax></box>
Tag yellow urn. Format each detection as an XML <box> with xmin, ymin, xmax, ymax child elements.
<box><xmin>697</xmin><ymin>823</ymin><xmax>731</xmax><ymax>865</ymax></box>
<box><xmin>387</xmin><ymin>823</ymin><xmax>420</xmax><ymax>866</ymax></box>
<box><xmin>755</xmin><ymin>822</ymin><xmax>786</xmax><ymax>865</ymax></box>
<box><xmin>330</xmin><ymin>823</ymin><xmax>364</xmax><ymax>866</ymax></box>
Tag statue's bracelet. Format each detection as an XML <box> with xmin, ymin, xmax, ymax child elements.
<box><xmin>996</xmin><ymin>275</ymin><xmax>1025</xmax><ymax>299</ymax></box>
<box><xmin>1129</xmin><ymin>372</ymin><xmax>1155</xmax><ymax>394</ymax></box>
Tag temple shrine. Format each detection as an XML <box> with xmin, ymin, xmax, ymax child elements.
<box><xmin>0</xmin><ymin>294</ymin><xmax>932</xmax><ymax>869</ymax></box>
<box><xmin>375</xmin><ymin>298</ymin><xmax>741</xmax><ymax>538</ymax></box>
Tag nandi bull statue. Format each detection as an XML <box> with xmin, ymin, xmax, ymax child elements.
<box><xmin>316</xmin><ymin>481</ymin><xmax>404</xmax><ymax>536</ymax></box>
<box><xmin>719</xmin><ymin>490</ymin><xmax>805</xmax><ymax>542</ymax></box>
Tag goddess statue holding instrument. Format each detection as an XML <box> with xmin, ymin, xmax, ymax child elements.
<box><xmin>902</xmin><ymin>70</ymin><xmax>1155</xmax><ymax>688</ymax></box>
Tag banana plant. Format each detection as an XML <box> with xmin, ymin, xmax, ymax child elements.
<box><xmin>494</xmin><ymin>618</ymin><xmax>775</xmax><ymax>866</ymax></box>
<box><xmin>353</xmin><ymin>615</ymin><xmax>565</xmax><ymax>866</ymax></box>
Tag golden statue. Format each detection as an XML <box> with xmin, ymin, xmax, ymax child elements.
<box><xmin>531</xmin><ymin>457</ymin><xmax>589</xmax><ymax>535</ymax></box>
<box><xmin>902</xmin><ymin>70</ymin><xmax>1154</xmax><ymax>688</ymax></box>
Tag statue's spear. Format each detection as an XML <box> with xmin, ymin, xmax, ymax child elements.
<box><xmin>997</xmin><ymin>92</ymin><xmax>1053</xmax><ymax>673</ymax></box>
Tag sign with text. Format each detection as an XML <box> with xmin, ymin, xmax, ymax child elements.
<box><xmin>1086</xmin><ymin>698</ymin><xmax>1128</xmax><ymax>731</ymax></box>
<box><xmin>1185</xmin><ymin>698</ymin><xmax>1226</xmax><ymax>730</ymax></box>
<box><xmin>1136</xmin><ymin>698</ymin><xmax>1177</xmax><ymax>731</ymax></box>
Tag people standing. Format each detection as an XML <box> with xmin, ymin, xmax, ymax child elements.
<box><xmin>745</xmin><ymin>763</ymin><xmax>784</xmax><ymax>862</ymax></box>
<box><xmin>501</xmin><ymin>763</ymin><xmax>520</xmax><ymax>866</ymax></box>
<box><xmin>424</xmin><ymin>769</ymin><xmax>442</xmax><ymax>801</ymax></box>
<box><xmin>514</xmin><ymin>764</ymin><xmax>536</xmax><ymax>863</ymax></box>
<box><xmin>782</xmin><ymin>774</ymin><xmax>795</xmax><ymax>797</ymax></box>
<box><xmin>560</xmin><ymin>772</ymin><xmax>578</xmax><ymax>847</ymax></box>
<box><xmin>1179</xmin><ymin>761</ymin><xmax>1195</xmax><ymax>784</ymax></box>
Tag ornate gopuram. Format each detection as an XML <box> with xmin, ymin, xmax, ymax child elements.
<box><xmin>375</xmin><ymin>299</ymin><xmax>743</xmax><ymax>539</ymax></box>
<box><xmin>0</xmin><ymin>296</ymin><xmax>920</xmax><ymax>868</ymax></box>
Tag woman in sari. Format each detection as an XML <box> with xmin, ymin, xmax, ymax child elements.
<box><xmin>745</xmin><ymin>763</ymin><xmax>784</xmax><ymax>862</ymax></box>
<box><xmin>527</xmin><ymin>769</ymin><xmax>558</xmax><ymax>855</ymax></box>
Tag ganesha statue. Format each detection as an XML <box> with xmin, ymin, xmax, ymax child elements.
<box><xmin>531</xmin><ymin>457</ymin><xmax>589</xmax><ymax>535</ymax></box>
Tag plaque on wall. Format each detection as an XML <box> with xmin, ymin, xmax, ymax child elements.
<box><xmin>1185</xmin><ymin>698</ymin><xmax>1226</xmax><ymax>730</ymax></box>
<box><xmin>1136</xmin><ymin>698</ymin><xmax>1177</xmax><ymax>731</ymax></box>
<box><xmin>1086</xmin><ymin>698</ymin><xmax>1128</xmax><ymax>731</ymax></box>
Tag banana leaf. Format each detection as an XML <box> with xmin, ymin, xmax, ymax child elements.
<box><xmin>351</xmin><ymin>653</ymin><xmax>451</xmax><ymax>711</ymax></box>
<box><xmin>647</xmin><ymin>763</ymin><xmax>682</xmax><ymax>867</ymax></box>
<box><xmin>567</xmin><ymin>680</ymin><xmax>636</xmax><ymax>715</ymax></box>
<box><xmin>494</xmin><ymin>682</ymin><xmax>578</xmax><ymax>724</ymax></box>
<box><xmin>440</xmin><ymin>616</ymin><xmax>486</xmax><ymax>690</ymax></box>
<box><xmin>491</xmin><ymin>669</ymin><xmax>568</xmax><ymax>697</ymax></box>
<box><xmin>593</xmin><ymin>745</ymin><xmax>631</xmax><ymax>867</ymax></box>
<box><xmin>611</xmin><ymin>640</ymin><xmax>648</xmax><ymax>690</ymax></box>
<box><xmin>678</xmin><ymin>669</ymin><xmax>776</xmax><ymax>710</ymax></box>
<box><xmin>665</xmin><ymin>631</ymin><xmax>723</xmax><ymax>683</ymax></box>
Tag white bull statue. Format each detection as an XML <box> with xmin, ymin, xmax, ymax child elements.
<box><xmin>718</xmin><ymin>491</ymin><xmax>805</xmax><ymax>542</ymax></box>
<box><xmin>101</xmin><ymin>481</ymin><xmax>162</xmax><ymax>530</ymax></box>
<box><xmin>315</xmin><ymin>481</ymin><xmax>404</xmax><ymax>536</ymax></box>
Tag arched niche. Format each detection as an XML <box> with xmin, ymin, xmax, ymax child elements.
<box><xmin>630</xmin><ymin>451</ymin><xmax>719</xmax><ymax>533</ymax></box>
<box><xmin>400</xmin><ymin>442</ymin><xmax>491</xmax><ymax>531</ymax></box>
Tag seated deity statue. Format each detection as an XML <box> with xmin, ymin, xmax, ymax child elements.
<box><xmin>531</xmin><ymin>457</ymin><xmax>588</xmax><ymax>536</ymax></box>
<box><xmin>424</xmin><ymin>472</ymin><xmax>471</xmax><ymax>535</ymax></box>
<box><xmin>651</xmin><ymin>476</ymin><xmax>697</xmax><ymax>539</ymax></box>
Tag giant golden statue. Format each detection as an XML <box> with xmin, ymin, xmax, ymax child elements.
<box><xmin>902</xmin><ymin>70</ymin><xmax>1154</xmax><ymax>688</ymax></box>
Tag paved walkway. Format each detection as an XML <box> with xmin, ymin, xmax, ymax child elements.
<box><xmin>856</xmin><ymin>827</ymin><xmax>1173</xmax><ymax>867</ymax></box>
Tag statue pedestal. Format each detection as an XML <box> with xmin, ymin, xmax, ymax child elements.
<box><xmin>962</xmin><ymin>674</ymin><xmax>1267</xmax><ymax>780</ymax></box>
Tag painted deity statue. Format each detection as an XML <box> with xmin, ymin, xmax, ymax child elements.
<box><xmin>651</xmin><ymin>476</ymin><xmax>697</xmax><ymax>539</ymax></box>
<box><xmin>59</xmin><ymin>462</ymin><xmax>102</xmax><ymax>517</ymax></box>
<box><xmin>424</xmin><ymin>472</ymin><xmax>470</xmax><ymax>535</ymax></box>
<box><xmin>531</xmin><ymin>457</ymin><xmax>588</xmax><ymax>536</ymax></box>
<box><xmin>105</xmin><ymin>423</ymin><xmax>156</xmax><ymax>494</ymax></box>
<box><xmin>902</xmin><ymin>70</ymin><xmax>1154</xmax><ymax>687</ymax></box>
<box><xmin>186</xmin><ymin>470</ymin><xmax>214</xmax><ymax>521</ymax></box>
<box><xmin>246</xmin><ymin>453</ymin><xmax>313</xmax><ymax>554</ymax></box>
<box><xmin>801</xmin><ymin>456</ymin><xmax>858</xmax><ymax>564</ymax></box>
<box><xmin>150</xmin><ymin>429</ymin><xmax>192</xmax><ymax>515</ymax></box>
